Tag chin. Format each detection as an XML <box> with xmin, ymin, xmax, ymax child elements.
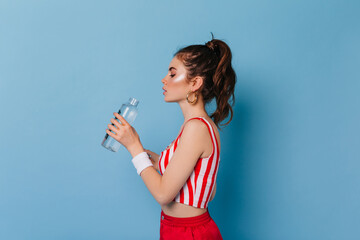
<box><xmin>163</xmin><ymin>96</ymin><xmax>175</xmax><ymax>103</ymax></box>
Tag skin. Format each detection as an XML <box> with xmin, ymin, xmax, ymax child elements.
<box><xmin>106</xmin><ymin>56</ymin><xmax>220</xmax><ymax>218</ymax></box>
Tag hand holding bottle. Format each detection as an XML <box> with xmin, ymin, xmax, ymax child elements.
<box><xmin>102</xmin><ymin>97</ymin><xmax>139</xmax><ymax>152</ymax></box>
<box><xmin>106</xmin><ymin>113</ymin><xmax>143</xmax><ymax>154</ymax></box>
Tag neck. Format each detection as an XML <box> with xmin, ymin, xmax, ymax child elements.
<box><xmin>178</xmin><ymin>95</ymin><xmax>209</xmax><ymax>123</ymax></box>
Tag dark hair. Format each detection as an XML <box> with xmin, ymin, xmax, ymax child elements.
<box><xmin>174</xmin><ymin>32</ymin><xmax>237</xmax><ymax>130</ymax></box>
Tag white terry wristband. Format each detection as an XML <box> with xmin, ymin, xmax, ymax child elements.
<box><xmin>131</xmin><ymin>151</ymin><xmax>153</xmax><ymax>176</ymax></box>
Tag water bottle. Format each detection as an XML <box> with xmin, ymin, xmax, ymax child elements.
<box><xmin>101</xmin><ymin>97</ymin><xmax>139</xmax><ymax>152</ymax></box>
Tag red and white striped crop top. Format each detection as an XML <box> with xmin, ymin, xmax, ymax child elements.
<box><xmin>158</xmin><ymin>117</ymin><xmax>220</xmax><ymax>209</ymax></box>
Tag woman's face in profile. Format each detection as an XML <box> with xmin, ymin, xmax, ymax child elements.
<box><xmin>162</xmin><ymin>56</ymin><xmax>189</xmax><ymax>102</ymax></box>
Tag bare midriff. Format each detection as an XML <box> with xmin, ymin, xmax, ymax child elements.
<box><xmin>161</xmin><ymin>201</ymin><xmax>208</xmax><ymax>217</ymax></box>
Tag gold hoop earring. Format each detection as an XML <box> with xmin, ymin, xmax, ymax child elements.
<box><xmin>186</xmin><ymin>90</ymin><xmax>198</xmax><ymax>104</ymax></box>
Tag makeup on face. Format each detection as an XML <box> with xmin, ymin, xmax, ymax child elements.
<box><xmin>163</xmin><ymin>62</ymin><xmax>187</xmax><ymax>95</ymax></box>
<box><xmin>163</xmin><ymin>73</ymin><xmax>185</xmax><ymax>96</ymax></box>
<box><xmin>170</xmin><ymin>72</ymin><xmax>186</xmax><ymax>83</ymax></box>
<box><xmin>168</xmin><ymin>65</ymin><xmax>186</xmax><ymax>82</ymax></box>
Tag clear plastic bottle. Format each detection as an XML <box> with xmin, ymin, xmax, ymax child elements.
<box><xmin>101</xmin><ymin>97</ymin><xmax>139</xmax><ymax>152</ymax></box>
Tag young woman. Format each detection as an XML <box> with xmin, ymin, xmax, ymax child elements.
<box><xmin>105</xmin><ymin>33</ymin><xmax>236</xmax><ymax>239</ymax></box>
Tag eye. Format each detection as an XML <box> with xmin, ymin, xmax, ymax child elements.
<box><xmin>170</xmin><ymin>74</ymin><xmax>175</xmax><ymax>77</ymax></box>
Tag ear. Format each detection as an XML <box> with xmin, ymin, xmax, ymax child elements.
<box><xmin>190</xmin><ymin>76</ymin><xmax>204</xmax><ymax>91</ymax></box>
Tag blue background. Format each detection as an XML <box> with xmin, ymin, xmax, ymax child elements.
<box><xmin>1</xmin><ymin>0</ymin><xmax>359</xmax><ymax>239</ymax></box>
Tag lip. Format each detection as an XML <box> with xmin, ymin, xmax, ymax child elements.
<box><xmin>162</xmin><ymin>88</ymin><xmax>167</xmax><ymax>92</ymax></box>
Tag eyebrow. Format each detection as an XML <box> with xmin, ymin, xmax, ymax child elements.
<box><xmin>168</xmin><ymin>67</ymin><xmax>177</xmax><ymax>71</ymax></box>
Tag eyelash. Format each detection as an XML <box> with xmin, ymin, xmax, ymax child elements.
<box><xmin>170</xmin><ymin>74</ymin><xmax>175</xmax><ymax>77</ymax></box>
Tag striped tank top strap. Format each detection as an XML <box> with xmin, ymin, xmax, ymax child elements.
<box><xmin>176</xmin><ymin>117</ymin><xmax>218</xmax><ymax>149</ymax></box>
<box><xmin>176</xmin><ymin>117</ymin><xmax>201</xmax><ymax>140</ymax></box>
<box><xmin>198</xmin><ymin>117</ymin><xmax>218</xmax><ymax>152</ymax></box>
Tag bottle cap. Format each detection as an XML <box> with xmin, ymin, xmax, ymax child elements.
<box><xmin>128</xmin><ymin>97</ymin><xmax>139</xmax><ymax>107</ymax></box>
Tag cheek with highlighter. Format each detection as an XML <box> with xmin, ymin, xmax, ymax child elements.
<box><xmin>170</xmin><ymin>73</ymin><xmax>186</xmax><ymax>83</ymax></box>
<box><xmin>168</xmin><ymin>73</ymin><xmax>187</xmax><ymax>89</ymax></box>
<box><xmin>165</xmin><ymin>73</ymin><xmax>187</xmax><ymax>97</ymax></box>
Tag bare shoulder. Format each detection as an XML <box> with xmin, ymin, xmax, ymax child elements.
<box><xmin>181</xmin><ymin>118</ymin><xmax>209</xmax><ymax>138</ymax></box>
<box><xmin>179</xmin><ymin>117</ymin><xmax>221</xmax><ymax>153</ymax></box>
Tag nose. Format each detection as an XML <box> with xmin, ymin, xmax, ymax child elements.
<box><xmin>161</xmin><ymin>76</ymin><xmax>167</xmax><ymax>84</ymax></box>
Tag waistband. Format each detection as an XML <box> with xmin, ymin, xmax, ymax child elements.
<box><xmin>160</xmin><ymin>210</ymin><xmax>211</xmax><ymax>227</ymax></box>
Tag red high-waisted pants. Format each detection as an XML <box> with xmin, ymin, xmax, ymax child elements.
<box><xmin>159</xmin><ymin>209</ymin><xmax>223</xmax><ymax>240</ymax></box>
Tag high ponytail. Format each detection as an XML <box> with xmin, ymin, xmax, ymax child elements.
<box><xmin>174</xmin><ymin>32</ymin><xmax>237</xmax><ymax>130</ymax></box>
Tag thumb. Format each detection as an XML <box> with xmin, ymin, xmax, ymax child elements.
<box><xmin>143</xmin><ymin>149</ymin><xmax>151</xmax><ymax>154</ymax></box>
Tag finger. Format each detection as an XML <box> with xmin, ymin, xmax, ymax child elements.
<box><xmin>110</xmin><ymin>118</ymin><xmax>122</xmax><ymax>129</ymax></box>
<box><xmin>108</xmin><ymin>124</ymin><xmax>118</xmax><ymax>132</ymax></box>
<box><xmin>113</xmin><ymin>112</ymin><xmax>128</xmax><ymax>126</ymax></box>
<box><xmin>144</xmin><ymin>149</ymin><xmax>153</xmax><ymax>154</ymax></box>
<box><xmin>106</xmin><ymin>129</ymin><xmax>116</xmax><ymax>138</ymax></box>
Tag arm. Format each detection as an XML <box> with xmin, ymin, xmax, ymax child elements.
<box><xmin>129</xmin><ymin>120</ymin><xmax>208</xmax><ymax>205</ymax></box>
